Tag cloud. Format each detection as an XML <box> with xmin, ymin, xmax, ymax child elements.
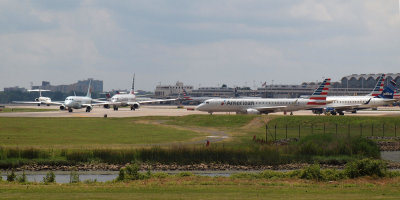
<box><xmin>1</xmin><ymin>0</ymin><xmax>400</xmax><ymax>91</ymax></box>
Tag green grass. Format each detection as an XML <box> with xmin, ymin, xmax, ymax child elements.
<box><xmin>165</xmin><ymin>114</ymin><xmax>258</xmax><ymax>128</ymax></box>
<box><xmin>0</xmin><ymin>118</ymin><xmax>204</xmax><ymax>148</ymax></box>
<box><xmin>0</xmin><ymin>108</ymin><xmax>58</xmax><ymax>113</ymax></box>
<box><xmin>0</xmin><ymin>177</ymin><xmax>400</xmax><ymax>199</ymax></box>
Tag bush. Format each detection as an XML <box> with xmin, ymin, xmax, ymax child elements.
<box><xmin>43</xmin><ymin>171</ymin><xmax>56</xmax><ymax>183</ymax></box>
<box><xmin>300</xmin><ymin>164</ymin><xmax>324</xmax><ymax>181</ymax></box>
<box><xmin>152</xmin><ymin>172</ymin><xmax>169</xmax><ymax>179</ymax></box>
<box><xmin>117</xmin><ymin>163</ymin><xmax>147</xmax><ymax>181</ymax></box>
<box><xmin>69</xmin><ymin>169</ymin><xmax>80</xmax><ymax>183</ymax></box>
<box><xmin>7</xmin><ymin>170</ymin><xmax>16</xmax><ymax>182</ymax></box>
<box><xmin>83</xmin><ymin>179</ymin><xmax>97</xmax><ymax>184</ymax></box>
<box><xmin>175</xmin><ymin>172</ymin><xmax>193</xmax><ymax>177</ymax></box>
<box><xmin>345</xmin><ymin>158</ymin><xmax>387</xmax><ymax>178</ymax></box>
<box><xmin>16</xmin><ymin>171</ymin><xmax>27</xmax><ymax>183</ymax></box>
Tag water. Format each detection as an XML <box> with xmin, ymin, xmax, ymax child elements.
<box><xmin>0</xmin><ymin>171</ymin><xmax>238</xmax><ymax>183</ymax></box>
<box><xmin>381</xmin><ymin>151</ymin><xmax>400</xmax><ymax>162</ymax></box>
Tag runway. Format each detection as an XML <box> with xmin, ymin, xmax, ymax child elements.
<box><xmin>1</xmin><ymin>105</ymin><xmax>400</xmax><ymax>117</ymax></box>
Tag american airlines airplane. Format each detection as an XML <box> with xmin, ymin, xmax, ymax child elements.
<box><xmin>13</xmin><ymin>89</ymin><xmax>54</xmax><ymax>106</ymax></box>
<box><xmin>322</xmin><ymin>76</ymin><xmax>397</xmax><ymax>115</ymax></box>
<box><xmin>101</xmin><ymin>75</ymin><xmax>178</xmax><ymax>111</ymax></box>
<box><xmin>195</xmin><ymin>78</ymin><xmax>331</xmax><ymax>115</ymax></box>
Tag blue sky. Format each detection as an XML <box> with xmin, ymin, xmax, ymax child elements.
<box><xmin>1</xmin><ymin>0</ymin><xmax>400</xmax><ymax>91</ymax></box>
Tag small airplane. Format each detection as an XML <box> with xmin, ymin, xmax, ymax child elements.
<box><xmin>181</xmin><ymin>88</ymin><xmax>220</xmax><ymax>103</ymax></box>
<box><xmin>100</xmin><ymin>74</ymin><xmax>178</xmax><ymax>111</ymax></box>
<box><xmin>195</xmin><ymin>78</ymin><xmax>331</xmax><ymax>115</ymax></box>
<box><xmin>13</xmin><ymin>89</ymin><xmax>53</xmax><ymax>106</ymax></box>
<box><xmin>321</xmin><ymin>74</ymin><xmax>398</xmax><ymax>115</ymax></box>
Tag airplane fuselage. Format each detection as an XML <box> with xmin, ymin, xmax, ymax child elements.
<box><xmin>111</xmin><ymin>93</ymin><xmax>137</xmax><ymax>106</ymax></box>
<box><xmin>196</xmin><ymin>98</ymin><xmax>317</xmax><ymax>114</ymax></box>
<box><xmin>65</xmin><ymin>96</ymin><xmax>92</xmax><ymax>109</ymax></box>
<box><xmin>326</xmin><ymin>96</ymin><xmax>395</xmax><ymax>110</ymax></box>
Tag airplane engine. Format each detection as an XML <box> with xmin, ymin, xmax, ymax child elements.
<box><xmin>103</xmin><ymin>104</ymin><xmax>110</xmax><ymax>109</ymax></box>
<box><xmin>59</xmin><ymin>105</ymin><xmax>65</xmax><ymax>110</ymax></box>
<box><xmin>86</xmin><ymin>106</ymin><xmax>93</xmax><ymax>112</ymax></box>
<box><xmin>246</xmin><ymin>108</ymin><xmax>260</xmax><ymax>115</ymax></box>
<box><xmin>131</xmin><ymin>103</ymin><xmax>140</xmax><ymax>110</ymax></box>
<box><xmin>35</xmin><ymin>98</ymin><xmax>39</xmax><ymax>102</ymax></box>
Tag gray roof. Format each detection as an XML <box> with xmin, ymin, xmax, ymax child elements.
<box><xmin>341</xmin><ymin>73</ymin><xmax>400</xmax><ymax>80</ymax></box>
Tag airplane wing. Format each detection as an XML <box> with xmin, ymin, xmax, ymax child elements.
<box><xmin>135</xmin><ymin>98</ymin><xmax>177</xmax><ymax>104</ymax></box>
<box><xmin>12</xmin><ymin>101</ymin><xmax>64</xmax><ymax>105</ymax></box>
<box><xmin>253</xmin><ymin>106</ymin><xmax>287</xmax><ymax>113</ymax></box>
<box><xmin>330</xmin><ymin>104</ymin><xmax>362</xmax><ymax>111</ymax></box>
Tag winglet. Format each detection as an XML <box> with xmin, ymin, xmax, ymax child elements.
<box><xmin>307</xmin><ymin>78</ymin><xmax>331</xmax><ymax>105</ymax></box>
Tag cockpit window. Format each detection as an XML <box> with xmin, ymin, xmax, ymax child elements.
<box><xmin>206</xmin><ymin>101</ymin><xmax>210</xmax><ymax>104</ymax></box>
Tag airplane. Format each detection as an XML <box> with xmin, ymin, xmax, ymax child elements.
<box><xmin>55</xmin><ymin>80</ymin><xmax>103</xmax><ymax>112</ymax></box>
<box><xmin>319</xmin><ymin>74</ymin><xmax>398</xmax><ymax>115</ymax></box>
<box><xmin>181</xmin><ymin>88</ymin><xmax>220</xmax><ymax>103</ymax></box>
<box><xmin>100</xmin><ymin>74</ymin><xmax>178</xmax><ymax>111</ymax></box>
<box><xmin>195</xmin><ymin>78</ymin><xmax>331</xmax><ymax>115</ymax></box>
<box><xmin>13</xmin><ymin>89</ymin><xmax>53</xmax><ymax>106</ymax></box>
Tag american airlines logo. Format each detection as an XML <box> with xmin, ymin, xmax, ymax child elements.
<box><xmin>222</xmin><ymin>101</ymin><xmax>255</xmax><ymax>106</ymax></box>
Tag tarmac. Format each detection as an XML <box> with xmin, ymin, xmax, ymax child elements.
<box><xmin>1</xmin><ymin>105</ymin><xmax>400</xmax><ymax>117</ymax></box>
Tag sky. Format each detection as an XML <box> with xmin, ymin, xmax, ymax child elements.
<box><xmin>1</xmin><ymin>0</ymin><xmax>400</xmax><ymax>91</ymax></box>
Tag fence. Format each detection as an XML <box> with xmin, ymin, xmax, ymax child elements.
<box><xmin>264</xmin><ymin>123</ymin><xmax>399</xmax><ymax>142</ymax></box>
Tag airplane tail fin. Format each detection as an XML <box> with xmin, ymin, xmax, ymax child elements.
<box><xmin>86</xmin><ymin>79</ymin><xmax>92</xmax><ymax>98</ymax></box>
<box><xmin>130</xmin><ymin>74</ymin><xmax>135</xmax><ymax>95</ymax></box>
<box><xmin>182</xmin><ymin>89</ymin><xmax>192</xmax><ymax>100</ymax></box>
<box><xmin>368</xmin><ymin>74</ymin><xmax>385</xmax><ymax>97</ymax></box>
<box><xmin>307</xmin><ymin>78</ymin><xmax>331</xmax><ymax>105</ymax></box>
<box><xmin>377</xmin><ymin>80</ymin><xmax>396</xmax><ymax>99</ymax></box>
<box><xmin>105</xmin><ymin>93</ymin><xmax>111</xmax><ymax>100</ymax></box>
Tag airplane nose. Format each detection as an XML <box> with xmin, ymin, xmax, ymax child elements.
<box><xmin>195</xmin><ymin>103</ymin><xmax>205</xmax><ymax>111</ymax></box>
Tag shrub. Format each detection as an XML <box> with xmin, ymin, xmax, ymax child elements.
<box><xmin>7</xmin><ymin>170</ymin><xmax>16</xmax><ymax>182</ymax></box>
<box><xmin>83</xmin><ymin>179</ymin><xmax>97</xmax><ymax>184</ymax></box>
<box><xmin>117</xmin><ymin>163</ymin><xmax>147</xmax><ymax>181</ymax></box>
<box><xmin>300</xmin><ymin>164</ymin><xmax>323</xmax><ymax>181</ymax></box>
<box><xmin>321</xmin><ymin>169</ymin><xmax>346</xmax><ymax>181</ymax></box>
<box><xmin>69</xmin><ymin>169</ymin><xmax>80</xmax><ymax>183</ymax></box>
<box><xmin>43</xmin><ymin>171</ymin><xmax>56</xmax><ymax>183</ymax></box>
<box><xmin>152</xmin><ymin>172</ymin><xmax>169</xmax><ymax>179</ymax></box>
<box><xmin>345</xmin><ymin>158</ymin><xmax>387</xmax><ymax>178</ymax></box>
<box><xmin>16</xmin><ymin>171</ymin><xmax>27</xmax><ymax>183</ymax></box>
<box><xmin>175</xmin><ymin>172</ymin><xmax>193</xmax><ymax>177</ymax></box>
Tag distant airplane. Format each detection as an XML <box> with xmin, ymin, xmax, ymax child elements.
<box><xmin>100</xmin><ymin>74</ymin><xmax>178</xmax><ymax>111</ymax></box>
<box><xmin>181</xmin><ymin>88</ymin><xmax>220</xmax><ymax>103</ymax></box>
<box><xmin>54</xmin><ymin>80</ymin><xmax>104</xmax><ymax>112</ymax></box>
<box><xmin>195</xmin><ymin>78</ymin><xmax>331</xmax><ymax>115</ymax></box>
<box><xmin>13</xmin><ymin>89</ymin><xmax>53</xmax><ymax>106</ymax></box>
<box><xmin>321</xmin><ymin>74</ymin><xmax>397</xmax><ymax>115</ymax></box>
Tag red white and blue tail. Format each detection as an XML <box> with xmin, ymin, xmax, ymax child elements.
<box><xmin>182</xmin><ymin>89</ymin><xmax>192</xmax><ymax>100</ymax></box>
<box><xmin>130</xmin><ymin>74</ymin><xmax>135</xmax><ymax>95</ymax></box>
<box><xmin>368</xmin><ymin>74</ymin><xmax>385</xmax><ymax>97</ymax></box>
<box><xmin>307</xmin><ymin>78</ymin><xmax>331</xmax><ymax>105</ymax></box>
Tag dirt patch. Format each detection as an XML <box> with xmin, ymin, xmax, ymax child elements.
<box><xmin>241</xmin><ymin>116</ymin><xmax>272</xmax><ymax>130</ymax></box>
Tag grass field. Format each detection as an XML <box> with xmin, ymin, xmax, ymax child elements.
<box><xmin>0</xmin><ymin>117</ymin><xmax>205</xmax><ymax>148</ymax></box>
<box><xmin>0</xmin><ymin>177</ymin><xmax>399</xmax><ymax>200</ymax></box>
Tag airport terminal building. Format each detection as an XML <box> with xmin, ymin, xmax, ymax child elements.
<box><xmin>154</xmin><ymin>73</ymin><xmax>399</xmax><ymax>99</ymax></box>
<box><xmin>32</xmin><ymin>79</ymin><xmax>103</xmax><ymax>93</ymax></box>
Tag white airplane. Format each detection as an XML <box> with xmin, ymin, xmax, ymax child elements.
<box><xmin>101</xmin><ymin>75</ymin><xmax>178</xmax><ymax>111</ymax></box>
<box><xmin>55</xmin><ymin>80</ymin><xmax>103</xmax><ymax>112</ymax></box>
<box><xmin>13</xmin><ymin>89</ymin><xmax>53</xmax><ymax>106</ymax></box>
<box><xmin>195</xmin><ymin>78</ymin><xmax>331</xmax><ymax>115</ymax></box>
<box><xmin>322</xmin><ymin>75</ymin><xmax>397</xmax><ymax>115</ymax></box>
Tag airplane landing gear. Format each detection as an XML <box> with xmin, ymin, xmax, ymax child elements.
<box><xmin>68</xmin><ymin>108</ymin><xmax>73</xmax><ymax>113</ymax></box>
<box><xmin>86</xmin><ymin>107</ymin><xmax>91</xmax><ymax>112</ymax></box>
<box><xmin>330</xmin><ymin>111</ymin><xmax>337</xmax><ymax>115</ymax></box>
<box><xmin>290</xmin><ymin>112</ymin><xmax>293</xmax><ymax>116</ymax></box>
<box><xmin>113</xmin><ymin>106</ymin><xmax>118</xmax><ymax>111</ymax></box>
<box><xmin>338</xmin><ymin>111</ymin><xmax>344</xmax><ymax>116</ymax></box>
<box><xmin>130</xmin><ymin>106</ymin><xmax>135</xmax><ymax>111</ymax></box>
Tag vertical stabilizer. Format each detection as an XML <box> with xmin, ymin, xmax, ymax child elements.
<box><xmin>368</xmin><ymin>74</ymin><xmax>385</xmax><ymax>97</ymax></box>
<box><xmin>130</xmin><ymin>74</ymin><xmax>135</xmax><ymax>94</ymax></box>
<box><xmin>378</xmin><ymin>80</ymin><xmax>397</xmax><ymax>99</ymax></box>
<box><xmin>86</xmin><ymin>79</ymin><xmax>92</xmax><ymax>98</ymax></box>
<box><xmin>307</xmin><ymin>78</ymin><xmax>331</xmax><ymax>105</ymax></box>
